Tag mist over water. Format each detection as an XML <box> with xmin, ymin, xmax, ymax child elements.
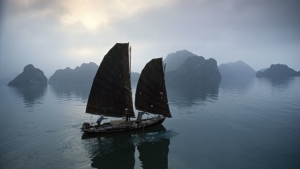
<box><xmin>0</xmin><ymin>77</ymin><xmax>299</xmax><ymax>169</ymax></box>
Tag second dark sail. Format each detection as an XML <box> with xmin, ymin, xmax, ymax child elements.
<box><xmin>135</xmin><ymin>58</ymin><xmax>171</xmax><ymax>117</ymax></box>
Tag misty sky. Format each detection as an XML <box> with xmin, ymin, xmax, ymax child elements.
<box><xmin>0</xmin><ymin>0</ymin><xmax>299</xmax><ymax>78</ymax></box>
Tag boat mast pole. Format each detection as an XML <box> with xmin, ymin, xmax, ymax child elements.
<box><xmin>126</xmin><ymin>44</ymin><xmax>131</xmax><ymax>122</ymax></box>
<box><xmin>129</xmin><ymin>45</ymin><xmax>131</xmax><ymax>73</ymax></box>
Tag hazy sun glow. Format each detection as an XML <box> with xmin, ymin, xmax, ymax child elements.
<box><xmin>59</xmin><ymin>0</ymin><xmax>175</xmax><ymax>30</ymax></box>
<box><xmin>65</xmin><ymin>47</ymin><xmax>95</xmax><ymax>57</ymax></box>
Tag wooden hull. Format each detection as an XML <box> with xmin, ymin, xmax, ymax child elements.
<box><xmin>81</xmin><ymin>116</ymin><xmax>166</xmax><ymax>134</ymax></box>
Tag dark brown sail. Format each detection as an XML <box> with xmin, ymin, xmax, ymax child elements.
<box><xmin>135</xmin><ymin>58</ymin><xmax>172</xmax><ymax>117</ymax></box>
<box><xmin>86</xmin><ymin>43</ymin><xmax>135</xmax><ymax>117</ymax></box>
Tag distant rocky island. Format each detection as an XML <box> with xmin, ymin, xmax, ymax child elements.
<box><xmin>163</xmin><ymin>50</ymin><xmax>197</xmax><ymax>72</ymax></box>
<box><xmin>218</xmin><ymin>61</ymin><xmax>256</xmax><ymax>78</ymax></box>
<box><xmin>165</xmin><ymin>55</ymin><xmax>221</xmax><ymax>84</ymax></box>
<box><xmin>8</xmin><ymin>64</ymin><xmax>47</xmax><ymax>86</ymax></box>
<box><xmin>163</xmin><ymin>52</ymin><xmax>221</xmax><ymax>98</ymax></box>
<box><xmin>7</xmin><ymin>52</ymin><xmax>219</xmax><ymax>86</ymax></box>
<box><xmin>49</xmin><ymin>62</ymin><xmax>140</xmax><ymax>84</ymax></box>
<box><xmin>6</xmin><ymin>51</ymin><xmax>299</xmax><ymax>87</ymax></box>
<box><xmin>49</xmin><ymin>62</ymin><xmax>98</xmax><ymax>84</ymax></box>
<box><xmin>256</xmin><ymin>64</ymin><xmax>300</xmax><ymax>78</ymax></box>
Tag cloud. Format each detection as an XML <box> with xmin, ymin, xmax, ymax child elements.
<box><xmin>1</xmin><ymin>0</ymin><xmax>300</xmax><ymax>78</ymax></box>
<box><xmin>56</xmin><ymin>0</ymin><xmax>177</xmax><ymax>31</ymax></box>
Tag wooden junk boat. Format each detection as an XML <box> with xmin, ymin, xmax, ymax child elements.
<box><xmin>81</xmin><ymin>43</ymin><xmax>171</xmax><ymax>134</ymax></box>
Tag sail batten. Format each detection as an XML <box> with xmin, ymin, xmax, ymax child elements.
<box><xmin>135</xmin><ymin>58</ymin><xmax>172</xmax><ymax>117</ymax></box>
<box><xmin>86</xmin><ymin>43</ymin><xmax>135</xmax><ymax>117</ymax></box>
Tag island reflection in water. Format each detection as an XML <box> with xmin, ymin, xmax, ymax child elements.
<box><xmin>8</xmin><ymin>85</ymin><xmax>47</xmax><ymax>108</ymax></box>
<box><xmin>219</xmin><ymin>76</ymin><xmax>255</xmax><ymax>93</ymax></box>
<box><xmin>166</xmin><ymin>80</ymin><xmax>220</xmax><ymax>108</ymax></box>
<box><xmin>81</xmin><ymin>125</ymin><xmax>174</xmax><ymax>169</ymax></box>
<box><xmin>49</xmin><ymin>83</ymin><xmax>91</xmax><ymax>102</ymax></box>
<box><xmin>257</xmin><ymin>77</ymin><xmax>297</xmax><ymax>89</ymax></box>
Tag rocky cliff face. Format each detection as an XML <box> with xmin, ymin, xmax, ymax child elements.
<box><xmin>49</xmin><ymin>62</ymin><xmax>98</xmax><ymax>84</ymax></box>
<box><xmin>163</xmin><ymin>50</ymin><xmax>197</xmax><ymax>72</ymax></box>
<box><xmin>166</xmin><ymin>56</ymin><xmax>221</xmax><ymax>85</ymax></box>
<box><xmin>8</xmin><ymin>64</ymin><xmax>47</xmax><ymax>86</ymax></box>
<box><xmin>218</xmin><ymin>61</ymin><xmax>256</xmax><ymax>78</ymax></box>
<box><xmin>256</xmin><ymin>64</ymin><xmax>299</xmax><ymax>78</ymax></box>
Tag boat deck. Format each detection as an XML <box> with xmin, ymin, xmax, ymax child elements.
<box><xmin>81</xmin><ymin>116</ymin><xmax>165</xmax><ymax>134</ymax></box>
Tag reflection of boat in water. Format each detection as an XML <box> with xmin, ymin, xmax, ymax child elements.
<box><xmin>81</xmin><ymin>43</ymin><xmax>172</xmax><ymax>134</ymax></box>
<box><xmin>82</xmin><ymin>125</ymin><xmax>170</xmax><ymax>169</ymax></box>
<box><xmin>137</xmin><ymin>126</ymin><xmax>170</xmax><ymax>169</ymax></box>
<box><xmin>89</xmin><ymin>133</ymin><xmax>135</xmax><ymax>169</ymax></box>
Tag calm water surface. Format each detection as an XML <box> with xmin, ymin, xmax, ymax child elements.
<box><xmin>0</xmin><ymin>77</ymin><xmax>299</xmax><ymax>169</ymax></box>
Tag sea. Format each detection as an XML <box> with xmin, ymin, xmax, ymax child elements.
<box><xmin>0</xmin><ymin>77</ymin><xmax>299</xmax><ymax>169</ymax></box>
